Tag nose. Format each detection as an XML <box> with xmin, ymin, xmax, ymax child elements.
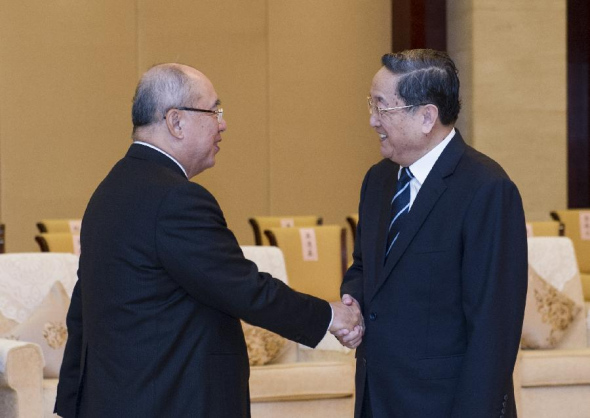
<box><xmin>218</xmin><ymin>119</ymin><xmax>227</xmax><ymax>133</ymax></box>
<box><xmin>369</xmin><ymin>113</ymin><xmax>380</xmax><ymax>128</ymax></box>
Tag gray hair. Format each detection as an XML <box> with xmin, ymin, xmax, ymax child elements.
<box><xmin>382</xmin><ymin>49</ymin><xmax>461</xmax><ymax>125</ymax></box>
<box><xmin>131</xmin><ymin>64</ymin><xmax>194</xmax><ymax>133</ymax></box>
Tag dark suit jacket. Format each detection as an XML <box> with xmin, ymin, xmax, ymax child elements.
<box><xmin>342</xmin><ymin>131</ymin><xmax>527</xmax><ymax>418</ymax></box>
<box><xmin>55</xmin><ymin>144</ymin><xmax>331</xmax><ymax>418</ymax></box>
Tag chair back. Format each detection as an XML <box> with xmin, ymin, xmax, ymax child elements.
<box><xmin>527</xmin><ymin>237</ymin><xmax>587</xmax><ymax>349</ymax></box>
<box><xmin>551</xmin><ymin>210</ymin><xmax>590</xmax><ymax>274</ymax></box>
<box><xmin>0</xmin><ymin>253</ymin><xmax>79</xmax><ymax>325</ymax></box>
<box><xmin>248</xmin><ymin>216</ymin><xmax>322</xmax><ymax>245</ymax></box>
<box><xmin>0</xmin><ymin>223</ymin><xmax>4</xmax><ymax>253</ymax></box>
<box><xmin>264</xmin><ymin>225</ymin><xmax>346</xmax><ymax>302</ymax></box>
<box><xmin>35</xmin><ymin>233</ymin><xmax>80</xmax><ymax>255</ymax></box>
<box><xmin>241</xmin><ymin>245</ymin><xmax>289</xmax><ymax>284</ymax></box>
<box><xmin>36</xmin><ymin>219</ymin><xmax>82</xmax><ymax>233</ymax></box>
<box><xmin>346</xmin><ymin>214</ymin><xmax>359</xmax><ymax>242</ymax></box>
<box><xmin>526</xmin><ymin>220</ymin><xmax>563</xmax><ymax>237</ymax></box>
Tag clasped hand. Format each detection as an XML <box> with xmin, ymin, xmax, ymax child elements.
<box><xmin>328</xmin><ymin>294</ymin><xmax>364</xmax><ymax>349</ymax></box>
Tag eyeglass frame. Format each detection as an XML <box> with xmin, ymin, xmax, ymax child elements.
<box><xmin>164</xmin><ymin>107</ymin><xmax>224</xmax><ymax>122</ymax></box>
<box><xmin>367</xmin><ymin>96</ymin><xmax>427</xmax><ymax>116</ymax></box>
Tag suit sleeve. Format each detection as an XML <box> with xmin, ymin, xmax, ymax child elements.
<box><xmin>155</xmin><ymin>181</ymin><xmax>331</xmax><ymax>348</ymax></box>
<box><xmin>341</xmin><ymin>166</ymin><xmax>372</xmax><ymax>307</ymax></box>
<box><xmin>54</xmin><ymin>276</ymin><xmax>83</xmax><ymax>418</ymax></box>
<box><xmin>451</xmin><ymin>178</ymin><xmax>528</xmax><ymax>417</ymax></box>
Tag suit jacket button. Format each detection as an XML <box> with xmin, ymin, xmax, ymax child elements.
<box><xmin>501</xmin><ymin>408</ymin><xmax>506</xmax><ymax>414</ymax></box>
<box><xmin>503</xmin><ymin>394</ymin><xmax>508</xmax><ymax>400</ymax></box>
<box><xmin>369</xmin><ymin>312</ymin><xmax>377</xmax><ymax>321</ymax></box>
<box><xmin>502</xmin><ymin>401</ymin><xmax>507</xmax><ymax>407</ymax></box>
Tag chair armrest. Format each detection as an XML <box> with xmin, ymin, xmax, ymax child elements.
<box><xmin>519</xmin><ymin>348</ymin><xmax>590</xmax><ymax>387</ymax></box>
<box><xmin>250</xmin><ymin>361</ymin><xmax>355</xmax><ymax>402</ymax></box>
<box><xmin>0</xmin><ymin>339</ymin><xmax>45</xmax><ymax>418</ymax></box>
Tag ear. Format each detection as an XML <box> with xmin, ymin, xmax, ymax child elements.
<box><xmin>164</xmin><ymin>109</ymin><xmax>184</xmax><ymax>139</ymax></box>
<box><xmin>421</xmin><ymin>104</ymin><xmax>439</xmax><ymax>134</ymax></box>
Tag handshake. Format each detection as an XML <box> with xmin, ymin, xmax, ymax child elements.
<box><xmin>328</xmin><ymin>294</ymin><xmax>364</xmax><ymax>349</ymax></box>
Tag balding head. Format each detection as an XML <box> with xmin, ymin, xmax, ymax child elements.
<box><xmin>130</xmin><ymin>63</ymin><xmax>226</xmax><ymax>178</ymax></box>
<box><xmin>131</xmin><ymin>63</ymin><xmax>207</xmax><ymax>135</ymax></box>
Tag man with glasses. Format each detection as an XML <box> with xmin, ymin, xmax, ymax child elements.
<box><xmin>55</xmin><ymin>63</ymin><xmax>362</xmax><ymax>418</ymax></box>
<box><xmin>337</xmin><ymin>50</ymin><xmax>527</xmax><ymax>417</ymax></box>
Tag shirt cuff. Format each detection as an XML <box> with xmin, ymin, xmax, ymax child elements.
<box><xmin>327</xmin><ymin>304</ymin><xmax>334</xmax><ymax>331</ymax></box>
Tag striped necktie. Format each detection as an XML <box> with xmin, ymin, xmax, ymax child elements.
<box><xmin>385</xmin><ymin>167</ymin><xmax>413</xmax><ymax>258</ymax></box>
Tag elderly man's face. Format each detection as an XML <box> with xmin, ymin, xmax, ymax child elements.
<box><xmin>369</xmin><ymin>67</ymin><xmax>430</xmax><ymax>167</ymax></box>
<box><xmin>181</xmin><ymin>74</ymin><xmax>227</xmax><ymax>177</ymax></box>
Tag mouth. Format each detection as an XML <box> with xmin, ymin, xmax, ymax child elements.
<box><xmin>379</xmin><ymin>133</ymin><xmax>387</xmax><ymax>142</ymax></box>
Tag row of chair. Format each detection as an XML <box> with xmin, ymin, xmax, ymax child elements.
<box><xmin>34</xmin><ymin>224</ymin><xmax>348</xmax><ymax>303</ymax></box>
<box><xmin>29</xmin><ymin>209</ymin><xmax>590</xmax><ymax>303</ymax></box>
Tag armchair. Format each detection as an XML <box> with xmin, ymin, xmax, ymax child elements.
<box><xmin>517</xmin><ymin>237</ymin><xmax>590</xmax><ymax>418</ymax></box>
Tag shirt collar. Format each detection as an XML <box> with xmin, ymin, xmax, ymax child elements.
<box><xmin>133</xmin><ymin>141</ymin><xmax>188</xmax><ymax>178</ymax></box>
<box><xmin>404</xmin><ymin>128</ymin><xmax>456</xmax><ymax>185</ymax></box>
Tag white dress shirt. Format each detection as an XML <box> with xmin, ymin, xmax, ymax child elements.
<box><xmin>404</xmin><ymin>128</ymin><xmax>456</xmax><ymax>209</ymax></box>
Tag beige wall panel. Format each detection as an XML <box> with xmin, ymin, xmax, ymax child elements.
<box><xmin>446</xmin><ymin>1</ymin><xmax>474</xmax><ymax>144</ymax></box>
<box><xmin>448</xmin><ymin>0</ymin><xmax>567</xmax><ymax>222</ymax></box>
<box><xmin>0</xmin><ymin>1</ymin><xmax>137</xmax><ymax>252</ymax></box>
<box><xmin>268</xmin><ymin>1</ymin><xmax>390</xmax><ymax>236</ymax></box>
<box><xmin>472</xmin><ymin>1</ymin><xmax>566</xmax><ymax>221</ymax></box>
<box><xmin>138</xmin><ymin>0</ymin><xmax>269</xmax><ymax>245</ymax></box>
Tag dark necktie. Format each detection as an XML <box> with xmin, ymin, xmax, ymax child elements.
<box><xmin>385</xmin><ymin>167</ymin><xmax>413</xmax><ymax>258</ymax></box>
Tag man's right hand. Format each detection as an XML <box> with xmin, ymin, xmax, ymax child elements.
<box><xmin>328</xmin><ymin>300</ymin><xmax>362</xmax><ymax>341</ymax></box>
<box><xmin>330</xmin><ymin>295</ymin><xmax>364</xmax><ymax>348</ymax></box>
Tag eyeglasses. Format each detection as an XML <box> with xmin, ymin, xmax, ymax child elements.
<box><xmin>367</xmin><ymin>96</ymin><xmax>420</xmax><ymax>116</ymax></box>
<box><xmin>165</xmin><ymin>107</ymin><xmax>224</xmax><ymax>122</ymax></box>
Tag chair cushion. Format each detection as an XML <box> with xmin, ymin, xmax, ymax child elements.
<box><xmin>249</xmin><ymin>361</ymin><xmax>354</xmax><ymax>402</ymax></box>
<box><xmin>521</xmin><ymin>266</ymin><xmax>582</xmax><ymax>349</ymax></box>
<box><xmin>0</xmin><ymin>281</ymin><xmax>70</xmax><ymax>377</ymax></box>
<box><xmin>242</xmin><ymin>321</ymin><xmax>287</xmax><ymax>366</ymax></box>
<box><xmin>520</xmin><ymin>349</ymin><xmax>590</xmax><ymax>387</ymax></box>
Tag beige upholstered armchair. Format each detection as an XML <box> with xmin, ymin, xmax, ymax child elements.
<box><xmin>0</xmin><ymin>248</ymin><xmax>354</xmax><ymax>418</ymax></box>
<box><xmin>517</xmin><ymin>237</ymin><xmax>590</xmax><ymax>418</ymax></box>
<box><xmin>0</xmin><ymin>253</ymin><xmax>79</xmax><ymax>418</ymax></box>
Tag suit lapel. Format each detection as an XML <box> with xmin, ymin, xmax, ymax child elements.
<box><xmin>369</xmin><ymin>131</ymin><xmax>467</xmax><ymax>301</ymax></box>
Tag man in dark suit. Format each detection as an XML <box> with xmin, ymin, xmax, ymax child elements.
<box><xmin>338</xmin><ymin>50</ymin><xmax>528</xmax><ymax>417</ymax></box>
<box><xmin>55</xmin><ymin>63</ymin><xmax>362</xmax><ymax>417</ymax></box>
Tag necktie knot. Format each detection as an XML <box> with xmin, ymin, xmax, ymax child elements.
<box><xmin>399</xmin><ymin>167</ymin><xmax>413</xmax><ymax>185</ymax></box>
